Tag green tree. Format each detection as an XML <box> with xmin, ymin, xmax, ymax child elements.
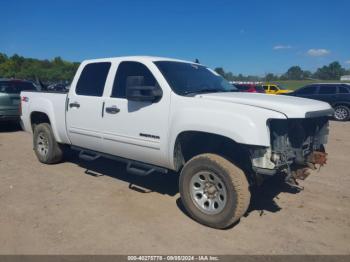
<box><xmin>314</xmin><ymin>61</ymin><xmax>346</xmax><ymax>80</ymax></box>
<box><xmin>285</xmin><ymin>66</ymin><xmax>304</xmax><ymax>80</ymax></box>
<box><xmin>0</xmin><ymin>53</ymin><xmax>79</xmax><ymax>82</ymax></box>
<box><xmin>265</xmin><ymin>73</ymin><xmax>276</xmax><ymax>81</ymax></box>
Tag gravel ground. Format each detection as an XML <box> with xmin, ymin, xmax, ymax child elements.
<box><xmin>0</xmin><ymin>121</ymin><xmax>349</xmax><ymax>254</ymax></box>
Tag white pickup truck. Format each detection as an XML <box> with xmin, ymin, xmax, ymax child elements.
<box><xmin>21</xmin><ymin>56</ymin><xmax>333</xmax><ymax>228</ymax></box>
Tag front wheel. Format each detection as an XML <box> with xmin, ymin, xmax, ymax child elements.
<box><xmin>179</xmin><ymin>153</ymin><xmax>251</xmax><ymax>229</ymax></box>
<box><xmin>334</xmin><ymin>105</ymin><xmax>350</xmax><ymax>121</ymax></box>
<box><xmin>33</xmin><ymin>123</ymin><xmax>64</xmax><ymax>164</ymax></box>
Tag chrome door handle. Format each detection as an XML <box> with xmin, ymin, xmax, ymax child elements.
<box><xmin>105</xmin><ymin>106</ymin><xmax>120</xmax><ymax>114</ymax></box>
<box><xmin>69</xmin><ymin>101</ymin><xmax>80</xmax><ymax>108</ymax></box>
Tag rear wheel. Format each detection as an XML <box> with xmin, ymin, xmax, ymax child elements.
<box><xmin>33</xmin><ymin>123</ymin><xmax>63</xmax><ymax>164</ymax></box>
<box><xmin>179</xmin><ymin>153</ymin><xmax>250</xmax><ymax>229</ymax></box>
<box><xmin>334</xmin><ymin>105</ymin><xmax>350</xmax><ymax>121</ymax></box>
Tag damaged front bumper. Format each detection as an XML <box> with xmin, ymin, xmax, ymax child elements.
<box><xmin>249</xmin><ymin>117</ymin><xmax>330</xmax><ymax>183</ymax></box>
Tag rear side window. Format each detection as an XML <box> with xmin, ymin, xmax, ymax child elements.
<box><xmin>111</xmin><ymin>61</ymin><xmax>158</xmax><ymax>98</ymax></box>
<box><xmin>76</xmin><ymin>62</ymin><xmax>111</xmax><ymax>96</ymax></box>
<box><xmin>297</xmin><ymin>85</ymin><xmax>317</xmax><ymax>94</ymax></box>
<box><xmin>339</xmin><ymin>85</ymin><xmax>350</xmax><ymax>94</ymax></box>
<box><xmin>263</xmin><ymin>85</ymin><xmax>268</xmax><ymax>90</ymax></box>
<box><xmin>318</xmin><ymin>85</ymin><xmax>336</xmax><ymax>94</ymax></box>
<box><xmin>270</xmin><ymin>86</ymin><xmax>277</xmax><ymax>91</ymax></box>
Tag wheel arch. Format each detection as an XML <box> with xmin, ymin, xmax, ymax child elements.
<box><xmin>333</xmin><ymin>102</ymin><xmax>350</xmax><ymax>108</ymax></box>
<box><xmin>172</xmin><ymin>130</ymin><xmax>253</xmax><ymax>182</ymax></box>
<box><xmin>29</xmin><ymin>111</ymin><xmax>62</xmax><ymax>143</ymax></box>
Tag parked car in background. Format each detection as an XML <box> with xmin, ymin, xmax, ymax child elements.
<box><xmin>263</xmin><ymin>83</ymin><xmax>292</xmax><ymax>95</ymax></box>
<box><xmin>0</xmin><ymin>79</ymin><xmax>39</xmax><ymax>122</ymax></box>
<box><xmin>287</xmin><ymin>83</ymin><xmax>350</xmax><ymax>121</ymax></box>
<box><xmin>233</xmin><ymin>84</ymin><xmax>265</xmax><ymax>93</ymax></box>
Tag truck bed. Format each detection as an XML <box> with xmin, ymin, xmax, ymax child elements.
<box><xmin>20</xmin><ymin>91</ymin><xmax>71</xmax><ymax>144</ymax></box>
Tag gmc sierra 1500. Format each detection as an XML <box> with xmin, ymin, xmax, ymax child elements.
<box><xmin>21</xmin><ymin>56</ymin><xmax>333</xmax><ymax>229</ymax></box>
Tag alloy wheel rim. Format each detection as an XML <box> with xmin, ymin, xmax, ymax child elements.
<box><xmin>37</xmin><ymin>132</ymin><xmax>49</xmax><ymax>157</ymax></box>
<box><xmin>335</xmin><ymin>107</ymin><xmax>348</xmax><ymax>120</ymax></box>
<box><xmin>189</xmin><ymin>171</ymin><xmax>227</xmax><ymax>215</ymax></box>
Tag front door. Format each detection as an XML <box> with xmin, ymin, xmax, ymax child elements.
<box><xmin>100</xmin><ymin>61</ymin><xmax>169</xmax><ymax>167</ymax></box>
<box><xmin>66</xmin><ymin>62</ymin><xmax>111</xmax><ymax>151</ymax></box>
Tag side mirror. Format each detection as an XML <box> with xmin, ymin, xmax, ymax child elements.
<box><xmin>126</xmin><ymin>85</ymin><xmax>162</xmax><ymax>102</ymax></box>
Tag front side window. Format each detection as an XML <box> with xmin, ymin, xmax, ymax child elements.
<box><xmin>318</xmin><ymin>85</ymin><xmax>336</xmax><ymax>95</ymax></box>
<box><xmin>154</xmin><ymin>61</ymin><xmax>236</xmax><ymax>95</ymax></box>
<box><xmin>269</xmin><ymin>85</ymin><xmax>277</xmax><ymax>91</ymax></box>
<box><xmin>76</xmin><ymin>62</ymin><xmax>111</xmax><ymax>96</ymax></box>
<box><xmin>111</xmin><ymin>61</ymin><xmax>158</xmax><ymax>98</ymax></box>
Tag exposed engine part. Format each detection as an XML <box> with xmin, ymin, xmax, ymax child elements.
<box><xmin>307</xmin><ymin>151</ymin><xmax>328</xmax><ymax>166</ymax></box>
<box><xmin>293</xmin><ymin>167</ymin><xmax>312</xmax><ymax>180</ymax></box>
<box><xmin>250</xmin><ymin>117</ymin><xmax>329</xmax><ymax>181</ymax></box>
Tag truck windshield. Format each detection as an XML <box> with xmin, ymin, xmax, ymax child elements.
<box><xmin>154</xmin><ymin>61</ymin><xmax>237</xmax><ymax>95</ymax></box>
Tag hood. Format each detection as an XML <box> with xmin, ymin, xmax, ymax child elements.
<box><xmin>196</xmin><ymin>92</ymin><xmax>333</xmax><ymax>118</ymax></box>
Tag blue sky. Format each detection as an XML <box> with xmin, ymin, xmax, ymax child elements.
<box><xmin>0</xmin><ymin>0</ymin><xmax>349</xmax><ymax>75</ymax></box>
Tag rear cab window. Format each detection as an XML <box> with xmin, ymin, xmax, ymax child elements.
<box><xmin>76</xmin><ymin>62</ymin><xmax>111</xmax><ymax>96</ymax></box>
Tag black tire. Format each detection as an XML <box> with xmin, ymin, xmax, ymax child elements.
<box><xmin>33</xmin><ymin>123</ymin><xmax>63</xmax><ymax>164</ymax></box>
<box><xmin>333</xmin><ymin>105</ymin><xmax>350</xmax><ymax>121</ymax></box>
<box><xmin>179</xmin><ymin>153</ymin><xmax>250</xmax><ymax>229</ymax></box>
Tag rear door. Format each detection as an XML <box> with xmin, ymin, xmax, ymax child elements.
<box><xmin>66</xmin><ymin>62</ymin><xmax>111</xmax><ymax>151</ymax></box>
<box><xmin>313</xmin><ymin>85</ymin><xmax>337</xmax><ymax>104</ymax></box>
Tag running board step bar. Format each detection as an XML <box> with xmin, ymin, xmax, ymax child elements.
<box><xmin>126</xmin><ymin>162</ymin><xmax>160</xmax><ymax>176</ymax></box>
<box><xmin>72</xmin><ymin>146</ymin><xmax>168</xmax><ymax>176</ymax></box>
<box><xmin>78</xmin><ymin>150</ymin><xmax>101</xmax><ymax>161</ymax></box>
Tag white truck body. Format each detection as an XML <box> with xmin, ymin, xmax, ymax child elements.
<box><xmin>20</xmin><ymin>56</ymin><xmax>334</xmax><ymax>228</ymax></box>
<box><xmin>21</xmin><ymin>56</ymin><xmax>332</xmax><ymax>172</ymax></box>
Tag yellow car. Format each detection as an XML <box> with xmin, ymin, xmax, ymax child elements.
<box><xmin>262</xmin><ymin>83</ymin><xmax>292</xmax><ymax>95</ymax></box>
